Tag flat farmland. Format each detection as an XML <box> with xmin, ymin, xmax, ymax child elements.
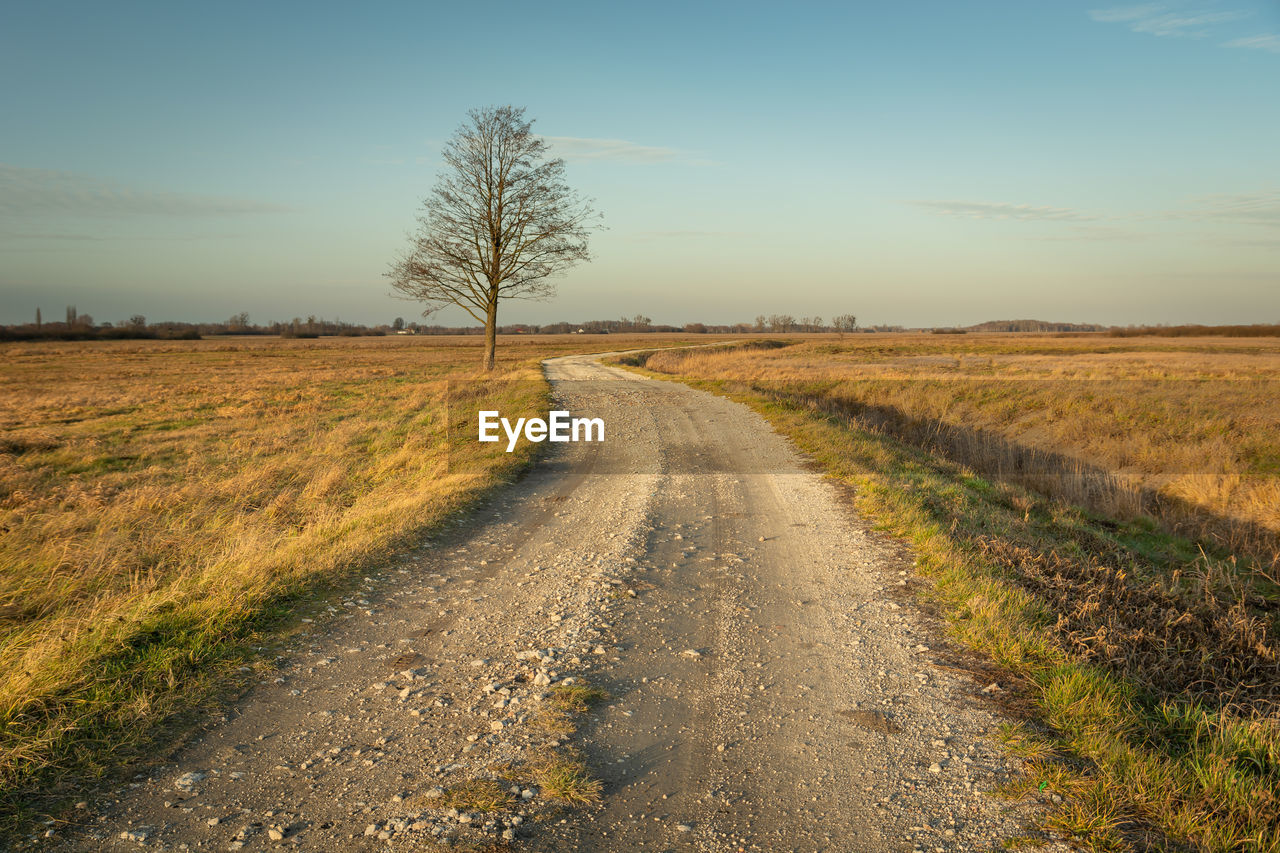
<box><xmin>7</xmin><ymin>331</ymin><xmax>1279</xmax><ymax>851</ymax></box>
<box><xmin>0</xmin><ymin>333</ymin><xmax>704</xmax><ymax>828</ymax></box>
<box><xmin>637</xmin><ymin>334</ymin><xmax>1280</xmax><ymax>566</ymax></box>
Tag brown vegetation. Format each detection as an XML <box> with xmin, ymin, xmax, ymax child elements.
<box><xmin>634</xmin><ymin>334</ymin><xmax>1280</xmax><ymax>570</ymax></box>
<box><xmin>1109</xmin><ymin>324</ymin><xmax>1280</xmax><ymax>338</ymax></box>
<box><xmin>0</xmin><ymin>333</ymin><xmax>697</xmax><ymax>833</ymax></box>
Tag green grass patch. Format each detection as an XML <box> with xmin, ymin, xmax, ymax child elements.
<box><xmin>532</xmin><ymin>755</ymin><xmax>602</xmax><ymax>805</ymax></box>
<box><xmin>545</xmin><ymin>681</ymin><xmax>608</xmax><ymax>715</ymax></box>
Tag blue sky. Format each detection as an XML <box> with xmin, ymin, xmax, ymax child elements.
<box><xmin>1</xmin><ymin>0</ymin><xmax>1277</xmax><ymax>327</ymax></box>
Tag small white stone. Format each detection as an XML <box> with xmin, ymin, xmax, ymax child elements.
<box><xmin>174</xmin><ymin>771</ymin><xmax>206</xmax><ymax>790</ymax></box>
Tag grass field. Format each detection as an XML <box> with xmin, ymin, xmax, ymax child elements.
<box><xmin>9</xmin><ymin>331</ymin><xmax>1279</xmax><ymax>849</ymax></box>
<box><xmin>636</xmin><ymin>334</ymin><xmax>1280</xmax><ymax>568</ymax></box>
<box><xmin>0</xmin><ymin>332</ymin><xmax>703</xmax><ymax>834</ymax></box>
<box><xmin>617</xmin><ymin>334</ymin><xmax>1280</xmax><ymax>852</ymax></box>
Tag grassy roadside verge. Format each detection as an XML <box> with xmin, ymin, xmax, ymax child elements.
<box><xmin>630</xmin><ymin>335</ymin><xmax>1280</xmax><ymax>571</ymax></box>
<box><xmin>612</xmin><ymin>358</ymin><xmax>1280</xmax><ymax>852</ymax></box>
<box><xmin>0</xmin><ymin>338</ymin><xmax>559</xmax><ymax>843</ymax></box>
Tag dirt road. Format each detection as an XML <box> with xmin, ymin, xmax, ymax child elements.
<box><xmin>56</xmin><ymin>353</ymin><xmax>1043</xmax><ymax>852</ymax></box>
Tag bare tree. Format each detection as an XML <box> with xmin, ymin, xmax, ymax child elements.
<box><xmin>767</xmin><ymin>314</ymin><xmax>795</xmax><ymax>333</ymax></box>
<box><xmin>832</xmin><ymin>314</ymin><xmax>858</xmax><ymax>337</ymax></box>
<box><xmin>798</xmin><ymin>315</ymin><xmax>823</xmax><ymax>332</ymax></box>
<box><xmin>387</xmin><ymin>105</ymin><xmax>599</xmax><ymax>369</ymax></box>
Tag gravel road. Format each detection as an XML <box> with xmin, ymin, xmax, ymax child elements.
<box><xmin>52</xmin><ymin>352</ymin><xmax>1051</xmax><ymax>852</ymax></box>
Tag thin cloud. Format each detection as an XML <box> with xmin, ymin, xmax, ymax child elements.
<box><xmin>0</xmin><ymin>163</ymin><xmax>290</xmax><ymax>217</ymax></box>
<box><xmin>1223</xmin><ymin>33</ymin><xmax>1280</xmax><ymax>52</ymax></box>
<box><xmin>1089</xmin><ymin>4</ymin><xmax>1248</xmax><ymax>38</ymax></box>
<box><xmin>1220</xmin><ymin>237</ymin><xmax>1280</xmax><ymax>249</ymax></box>
<box><xmin>911</xmin><ymin>200</ymin><xmax>1098</xmax><ymax>222</ymax></box>
<box><xmin>541</xmin><ymin>136</ymin><xmax>682</xmax><ymax>164</ymax></box>
<box><xmin>1173</xmin><ymin>190</ymin><xmax>1280</xmax><ymax>228</ymax></box>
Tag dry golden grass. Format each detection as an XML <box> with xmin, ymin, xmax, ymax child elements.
<box><xmin>440</xmin><ymin>778</ymin><xmax>516</xmax><ymax>813</ymax></box>
<box><xmin>0</xmin><ymin>333</ymin><xmax>702</xmax><ymax>832</ymax></box>
<box><xmin>637</xmin><ymin>334</ymin><xmax>1280</xmax><ymax>566</ymax></box>
<box><xmin>531</xmin><ymin>754</ymin><xmax>602</xmax><ymax>805</ymax></box>
<box><xmin>544</xmin><ymin>681</ymin><xmax>608</xmax><ymax>715</ymax></box>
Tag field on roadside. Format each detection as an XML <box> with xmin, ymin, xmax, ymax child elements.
<box><xmin>637</xmin><ymin>334</ymin><xmax>1280</xmax><ymax>566</ymax></box>
<box><xmin>618</xmin><ymin>334</ymin><xmax>1280</xmax><ymax>852</ymax></box>
<box><xmin>0</xmin><ymin>332</ymin><xmax>704</xmax><ymax>833</ymax></box>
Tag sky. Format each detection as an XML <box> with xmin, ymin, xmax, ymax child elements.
<box><xmin>1</xmin><ymin>0</ymin><xmax>1277</xmax><ymax>328</ymax></box>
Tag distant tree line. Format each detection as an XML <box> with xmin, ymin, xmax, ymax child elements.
<box><xmin>4</xmin><ymin>308</ymin><xmax>861</xmax><ymax>341</ymax></box>
<box><xmin>17</xmin><ymin>308</ymin><xmax>1269</xmax><ymax>342</ymax></box>
<box><xmin>1108</xmin><ymin>323</ymin><xmax>1280</xmax><ymax>338</ymax></box>
<box><xmin>965</xmin><ymin>319</ymin><xmax>1108</xmax><ymax>333</ymax></box>
<box><xmin>0</xmin><ymin>305</ymin><xmax>204</xmax><ymax>341</ymax></box>
<box><xmin>0</xmin><ymin>308</ymin><xmax>398</xmax><ymax>342</ymax></box>
<box><xmin>420</xmin><ymin>314</ymin><xmax>860</xmax><ymax>335</ymax></box>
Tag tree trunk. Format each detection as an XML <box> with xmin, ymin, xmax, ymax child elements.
<box><xmin>483</xmin><ymin>299</ymin><xmax>498</xmax><ymax>370</ymax></box>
